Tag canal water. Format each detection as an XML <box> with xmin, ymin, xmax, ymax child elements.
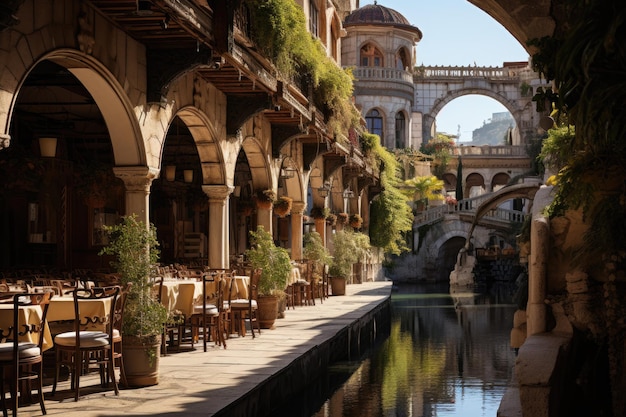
<box><xmin>274</xmin><ymin>282</ymin><xmax>518</xmax><ymax>417</ymax></box>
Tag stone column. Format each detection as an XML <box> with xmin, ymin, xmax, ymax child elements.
<box><xmin>113</xmin><ymin>166</ymin><xmax>158</xmax><ymax>226</ymax></box>
<box><xmin>256</xmin><ymin>204</ymin><xmax>273</xmax><ymax>235</ymax></box>
<box><xmin>314</xmin><ymin>218</ymin><xmax>326</xmax><ymax>247</ymax></box>
<box><xmin>527</xmin><ymin>215</ymin><xmax>549</xmax><ymax>335</ymax></box>
<box><xmin>290</xmin><ymin>201</ymin><xmax>306</xmax><ymax>260</ymax></box>
<box><xmin>203</xmin><ymin>185</ymin><xmax>233</xmax><ymax>269</ymax></box>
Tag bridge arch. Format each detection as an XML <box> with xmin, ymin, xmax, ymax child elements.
<box><xmin>426</xmin><ymin>89</ymin><xmax>521</xmax><ymax>144</ymax></box>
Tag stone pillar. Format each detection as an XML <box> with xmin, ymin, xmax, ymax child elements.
<box><xmin>203</xmin><ymin>185</ymin><xmax>233</xmax><ymax>269</ymax></box>
<box><xmin>256</xmin><ymin>204</ymin><xmax>273</xmax><ymax>235</ymax></box>
<box><xmin>314</xmin><ymin>218</ymin><xmax>326</xmax><ymax>247</ymax></box>
<box><xmin>527</xmin><ymin>215</ymin><xmax>549</xmax><ymax>335</ymax></box>
<box><xmin>290</xmin><ymin>201</ymin><xmax>306</xmax><ymax>260</ymax></box>
<box><xmin>113</xmin><ymin>166</ymin><xmax>158</xmax><ymax>226</ymax></box>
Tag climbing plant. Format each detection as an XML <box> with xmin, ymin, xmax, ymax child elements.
<box><xmin>244</xmin><ymin>0</ymin><xmax>359</xmax><ymax>137</ymax></box>
<box><xmin>361</xmin><ymin>132</ymin><xmax>413</xmax><ymax>255</ymax></box>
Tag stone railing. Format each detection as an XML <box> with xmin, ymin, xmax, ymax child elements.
<box><xmin>452</xmin><ymin>145</ymin><xmax>528</xmax><ymax>157</ymax></box>
<box><xmin>413</xmin><ymin>195</ymin><xmax>528</xmax><ymax>228</ymax></box>
<box><xmin>414</xmin><ymin>65</ymin><xmax>519</xmax><ymax>81</ymax></box>
<box><xmin>351</xmin><ymin>67</ymin><xmax>414</xmax><ymax>84</ymax></box>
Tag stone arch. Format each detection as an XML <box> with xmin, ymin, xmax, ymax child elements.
<box><xmin>359</xmin><ymin>41</ymin><xmax>385</xmax><ymax>67</ymax></box>
<box><xmin>395</xmin><ymin>46</ymin><xmax>411</xmax><ymax>70</ymax></box>
<box><xmin>6</xmin><ymin>49</ymin><xmax>145</xmax><ymax>166</ymax></box>
<box><xmin>241</xmin><ymin>135</ymin><xmax>272</xmax><ymax>192</ymax></box>
<box><xmin>492</xmin><ymin>172</ymin><xmax>511</xmax><ymax>191</ymax></box>
<box><xmin>465</xmin><ymin>172</ymin><xmax>485</xmax><ymax>198</ymax></box>
<box><xmin>172</xmin><ymin>106</ymin><xmax>225</xmax><ymax>185</ymax></box>
<box><xmin>442</xmin><ymin>173</ymin><xmax>457</xmax><ymax>193</ymax></box>
<box><xmin>424</xmin><ymin>88</ymin><xmax>522</xmax><ymax>144</ymax></box>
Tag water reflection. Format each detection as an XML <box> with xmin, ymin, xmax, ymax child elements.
<box><xmin>277</xmin><ymin>282</ymin><xmax>518</xmax><ymax>417</ymax></box>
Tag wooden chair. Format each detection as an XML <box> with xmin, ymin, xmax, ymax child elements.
<box><xmin>0</xmin><ymin>292</ymin><xmax>52</xmax><ymax>417</ymax></box>
<box><xmin>230</xmin><ymin>268</ymin><xmax>261</xmax><ymax>338</ymax></box>
<box><xmin>189</xmin><ymin>272</ymin><xmax>229</xmax><ymax>351</ymax></box>
<box><xmin>110</xmin><ymin>283</ymin><xmax>130</xmax><ymax>387</ymax></box>
<box><xmin>153</xmin><ymin>277</ymin><xmax>184</xmax><ymax>355</ymax></box>
<box><xmin>52</xmin><ymin>286</ymin><xmax>121</xmax><ymax>401</ymax></box>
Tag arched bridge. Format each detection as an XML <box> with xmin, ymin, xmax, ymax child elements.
<box><xmin>414</xmin><ymin>64</ymin><xmax>544</xmax><ymax>142</ymax></box>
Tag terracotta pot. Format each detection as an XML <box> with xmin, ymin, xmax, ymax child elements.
<box><xmin>122</xmin><ymin>335</ymin><xmax>161</xmax><ymax>387</ymax></box>
<box><xmin>330</xmin><ymin>276</ymin><xmax>346</xmax><ymax>296</ymax></box>
<box><xmin>257</xmin><ymin>295</ymin><xmax>279</xmax><ymax>329</ymax></box>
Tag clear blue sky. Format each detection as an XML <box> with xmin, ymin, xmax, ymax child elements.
<box><xmin>359</xmin><ymin>0</ymin><xmax>529</xmax><ymax>141</ymax></box>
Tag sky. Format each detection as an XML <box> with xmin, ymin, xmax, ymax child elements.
<box><xmin>360</xmin><ymin>0</ymin><xmax>530</xmax><ymax>141</ymax></box>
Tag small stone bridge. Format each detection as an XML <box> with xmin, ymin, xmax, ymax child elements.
<box><xmin>391</xmin><ymin>194</ymin><xmax>529</xmax><ymax>282</ymax></box>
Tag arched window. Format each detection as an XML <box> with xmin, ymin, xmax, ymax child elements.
<box><xmin>360</xmin><ymin>44</ymin><xmax>383</xmax><ymax>67</ymax></box>
<box><xmin>366</xmin><ymin>109</ymin><xmax>384</xmax><ymax>141</ymax></box>
<box><xmin>395</xmin><ymin>112</ymin><xmax>406</xmax><ymax>148</ymax></box>
<box><xmin>396</xmin><ymin>47</ymin><xmax>409</xmax><ymax>70</ymax></box>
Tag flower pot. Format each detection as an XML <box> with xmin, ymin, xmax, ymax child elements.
<box><xmin>330</xmin><ymin>276</ymin><xmax>346</xmax><ymax>296</ymax></box>
<box><xmin>122</xmin><ymin>335</ymin><xmax>161</xmax><ymax>387</ymax></box>
<box><xmin>257</xmin><ymin>295</ymin><xmax>279</xmax><ymax>329</ymax></box>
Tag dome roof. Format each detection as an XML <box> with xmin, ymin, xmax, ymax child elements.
<box><xmin>344</xmin><ymin>2</ymin><xmax>422</xmax><ymax>38</ymax></box>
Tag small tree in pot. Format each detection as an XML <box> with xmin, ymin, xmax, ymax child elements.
<box><xmin>100</xmin><ymin>215</ymin><xmax>168</xmax><ymax>386</ymax></box>
<box><xmin>328</xmin><ymin>229</ymin><xmax>370</xmax><ymax>295</ymax></box>
<box><xmin>245</xmin><ymin>226</ymin><xmax>291</xmax><ymax>328</ymax></box>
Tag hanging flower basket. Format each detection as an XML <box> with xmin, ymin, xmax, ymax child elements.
<box><xmin>337</xmin><ymin>212</ymin><xmax>349</xmax><ymax>225</ymax></box>
<box><xmin>255</xmin><ymin>189</ymin><xmax>276</xmax><ymax>210</ymax></box>
<box><xmin>326</xmin><ymin>213</ymin><xmax>337</xmax><ymax>226</ymax></box>
<box><xmin>310</xmin><ymin>206</ymin><xmax>329</xmax><ymax>220</ymax></box>
<box><xmin>349</xmin><ymin>213</ymin><xmax>363</xmax><ymax>229</ymax></box>
<box><xmin>273</xmin><ymin>196</ymin><xmax>293</xmax><ymax>218</ymax></box>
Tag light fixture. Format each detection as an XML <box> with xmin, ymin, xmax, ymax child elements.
<box><xmin>164</xmin><ymin>165</ymin><xmax>176</xmax><ymax>181</ymax></box>
<box><xmin>317</xmin><ymin>182</ymin><xmax>330</xmax><ymax>198</ymax></box>
<box><xmin>280</xmin><ymin>167</ymin><xmax>296</xmax><ymax>179</ymax></box>
<box><xmin>183</xmin><ymin>170</ymin><xmax>194</xmax><ymax>183</ymax></box>
<box><xmin>38</xmin><ymin>137</ymin><xmax>57</xmax><ymax>158</ymax></box>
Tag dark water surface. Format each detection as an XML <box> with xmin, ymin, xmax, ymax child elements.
<box><xmin>274</xmin><ymin>282</ymin><xmax>518</xmax><ymax>417</ymax></box>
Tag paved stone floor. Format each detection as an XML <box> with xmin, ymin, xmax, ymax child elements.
<box><xmin>14</xmin><ymin>281</ymin><xmax>392</xmax><ymax>416</ymax></box>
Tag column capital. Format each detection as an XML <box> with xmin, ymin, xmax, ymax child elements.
<box><xmin>202</xmin><ymin>185</ymin><xmax>234</xmax><ymax>202</ymax></box>
<box><xmin>113</xmin><ymin>166</ymin><xmax>158</xmax><ymax>192</ymax></box>
<box><xmin>0</xmin><ymin>134</ymin><xmax>10</xmax><ymax>149</ymax></box>
<box><xmin>291</xmin><ymin>201</ymin><xmax>306</xmax><ymax>215</ymax></box>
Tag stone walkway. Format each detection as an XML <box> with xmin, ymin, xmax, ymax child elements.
<box><xmin>15</xmin><ymin>281</ymin><xmax>392</xmax><ymax>416</ymax></box>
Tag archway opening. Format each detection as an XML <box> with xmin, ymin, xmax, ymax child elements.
<box><xmin>435</xmin><ymin>95</ymin><xmax>516</xmax><ymax>145</ymax></box>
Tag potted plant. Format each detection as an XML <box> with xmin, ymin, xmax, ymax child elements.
<box><xmin>328</xmin><ymin>229</ymin><xmax>370</xmax><ymax>295</ymax></box>
<box><xmin>273</xmin><ymin>196</ymin><xmax>293</xmax><ymax>218</ymax></box>
<box><xmin>325</xmin><ymin>213</ymin><xmax>337</xmax><ymax>227</ymax></box>
<box><xmin>99</xmin><ymin>215</ymin><xmax>168</xmax><ymax>387</ymax></box>
<box><xmin>303</xmin><ymin>231</ymin><xmax>332</xmax><ymax>296</ymax></box>
<box><xmin>255</xmin><ymin>189</ymin><xmax>276</xmax><ymax>210</ymax></box>
<box><xmin>244</xmin><ymin>226</ymin><xmax>291</xmax><ymax>328</ymax></box>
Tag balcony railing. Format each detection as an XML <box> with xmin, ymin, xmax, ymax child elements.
<box><xmin>413</xmin><ymin>194</ymin><xmax>528</xmax><ymax>228</ymax></box>
<box><xmin>452</xmin><ymin>145</ymin><xmax>528</xmax><ymax>157</ymax></box>
<box><xmin>351</xmin><ymin>67</ymin><xmax>414</xmax><ymax>84</ymax></box>
<box><xmin>414</xmin><ymin>65</ymin><xmax>519</xmax><ymax>81</ymax></box>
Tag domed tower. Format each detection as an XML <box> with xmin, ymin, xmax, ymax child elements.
<box><xmin>343</xmin><ymin>1</ymin><xmax>422</xmax><ymax>149</ymax></box>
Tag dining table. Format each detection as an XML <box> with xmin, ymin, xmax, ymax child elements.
<box><xmin>47</xmin><ymin>295</ymin><xmax>114</xmax><ymax>331</ymax></box>
<box><xmin>0</xmin><ymin>300</ymin><xmax>54</xmax><ymax>351</ymax></box>
<box><xmin>156</xmin><ymin>280</ymin><xmax>204</xmax><ymax>317</ymax></box>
